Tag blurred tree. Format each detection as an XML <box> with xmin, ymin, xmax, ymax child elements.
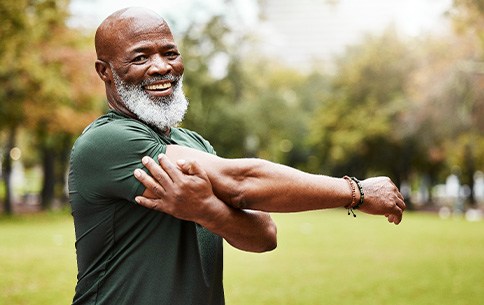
<box><xmin>449</xmin><ymin>0</ymin><xmax>484</xmax><ymax>53</ymax></box>
<box><xmin>0</xmin><ymin>0</ymin><xmax>36</xmax><ymax>214</ymax></box>
<box><xmin>178</xmin><ymin>14</ymin><xmax>255</xmax><ymax>158</ymax></box>
<box><xmin>178</xmin><ymin>12</ymin><xmax>321</xmax><ymax>164</ymax></box>
<box><xmin>308</xmin><ymin>28</ymin><xmax>418</xmax><ymax>187</ymax></box>
<box><xmin>0</xmin><ymin>0</ymin><xmax>103</xmax><ymax>213</ymax></box>
<box><xmin>23</xmin><ymin>0</ymin><xmax>103</xmax><ymax>209</ymax></box>
<box><xmin>240</xmin><ymin>59</ymin><xmax>322</xmax><ymax>166</ymax></box>
<box><xmin>406</xmin><ymin>33</ymin><xmax>484</xmax><ymax>205</ymax></box>
<box><xmin>173</xmin><ymin>0</ymin><xmax>483</xmax><ymax>209</ymax></box>
<box><xmin>445</xmin><ymin>0</ymin><xmax>484</xmax><ymax>205</ymax></box>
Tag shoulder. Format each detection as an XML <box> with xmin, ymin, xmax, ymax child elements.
<box><xmin>74</xmin><ymin>114</ymin><xmax>158</xmax><ymax>153</ymax></box>
<box><xmin>70</xmin><ymin>114</ymin><xmax>166</xmax><ymax>172</ymax></box>
<box><xmin>85</xmin><ymin>114</ymin><xmax>155</xmax><ymax>139</ymax></box>
<box><xmin>171</xmin><ymin>127</ymin><xmax>216</xmax><ymax>155</ymax></box>
<box><xmin>69</xmin><ymin>113</ymin><xmax>166</xmax><ymax>200</ymax></box>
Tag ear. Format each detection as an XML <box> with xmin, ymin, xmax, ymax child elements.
<box><xmin>95</xmin><ymin>60</ymin><xmax>112</xmax><ymax>82</ymax></box>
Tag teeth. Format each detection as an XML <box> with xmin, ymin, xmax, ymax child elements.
<box><xmin>145</xmin><ymin>83</ymin><xmax>172</xmax><ymax>90</ymax></box>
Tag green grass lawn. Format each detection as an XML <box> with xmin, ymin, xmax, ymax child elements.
<box><xmin>1</xmin><ymin>210</ymin><xmax>483</xmax><ymax>305</ymax></box>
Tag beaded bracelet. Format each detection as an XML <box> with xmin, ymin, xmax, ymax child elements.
<box><xmin>350</xmin><ymin>177</ymin><xmax>365</xmax><ymax>209</ymax></box>
<box><xmin>343</xmin><ymin>176</ymin><xmax>357</xmax><ymax>217</ymax></box>
<box><xmin>343</xmin><ymin>176</ymin><xmax>365</xmax><ymax>217</ymax></box>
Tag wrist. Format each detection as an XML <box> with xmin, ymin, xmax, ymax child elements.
<box><xmin>343</xmin><ymin>176</ymin><xmax>357</xmax><ymax>209</ymax></box>
<box><xmin>351</xmin><ymin>177</ymin><xmax>364</xmax><ymax>209</ymax></box>
<box><xmin>343</xmin><ymin>176</ymin><xmax>365</xmax><ymax>217</ymax></box>
<box><xmin>195</xmin><ymin>195</ymin><xmax>227</xmax><ymax>228</ymax></box>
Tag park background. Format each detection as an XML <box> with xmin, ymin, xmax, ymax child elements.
<box><xmin>0</xmin><ymin>0</ymin><xmax>483</xmax><ymax>304</ymax></box>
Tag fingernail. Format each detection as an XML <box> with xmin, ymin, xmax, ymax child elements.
<box><xmin>142</xmin><ymin>156</ymin><xmax>149</xmax><ymax>164</ymax></box>
<box><xmin>177</xmin><ymin>159</ymin><xmax>186</xmax><ymax>166</ymax></box>
<box><xmin>135</xmin><ymin>197</ymin><xmax>140</xmax><ymax>204</ymax></box>
<box><xmin>134</xmin><ymin>169</ymin><xmax>142</xmax><ymax>177</ymax></box>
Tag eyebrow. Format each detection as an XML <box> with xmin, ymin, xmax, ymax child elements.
<box><xmin>128</xmin><ymin>42</ymin><xmax>178</xmax><ymax>54</ymax></box>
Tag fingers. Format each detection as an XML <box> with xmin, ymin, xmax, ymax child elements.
<box><xmin>142</xmin><ymin>155</ymin><xmax>172</xmax><ymax>184</ymax></box>
<box><xmin>134</xmin><ymin>167</ymin><xmax>166</xmax><ymax>197</ymax></box>
<box><xmin>177</xmin><ymin>159</ymin><xmax>206</xmax><ymax>177</ymax></box>
<box><xmin>389</xmin><ymin>202</ymin><xmax>404</xmax><ymax>225</ymax></box>
<box><xmin>384</xmin><ymin>179</ymin><xmax>406</xmax><ymax>225</ymax></box>
<box><xmin>392</xmin><ymin>190</ymin><xmax>406</xmax><ymax>225</ymax></box>
<box><xmin>390</xmin><ymin>213</ymin><xmax>402</xmax><ymax>225</ymax></box>
<box><xmin>135</xmin><ymin>195</ymin><xmax>164</xmax><ymax>212</ymax></box>
<box><xmin>135</xmin><ymin>154</ymin><xmax>184</xmax><ymax>197</ymax></box>
<box><xmin>158</xmin><ymin>154</ymin><xmax>186</xmax><ymax>183</ymax></box>
<box><xmin>396</xmin><ymin>197</ymin><xmax>406</xmax><ymax>211</ymax></box>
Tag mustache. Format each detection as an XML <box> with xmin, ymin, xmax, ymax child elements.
<box><xmin>140</xmin><ymin>75</ymin><xmax>181</xmax><ymax>87</ymax></box>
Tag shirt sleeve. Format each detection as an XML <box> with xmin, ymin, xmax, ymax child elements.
<box><xmin>71</xmin><ymin>120</ymin><xmax>165</xmax><ymax>204</ymax></box>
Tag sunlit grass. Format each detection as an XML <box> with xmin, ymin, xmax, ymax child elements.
<box><xmin>0</xmin><ymin>210</ymin><xmax>483</xmax><ymax>305</ymax></box>
<box><xmin>0</xmin><ymin>211</ymin><xmax>77</xmax><ymax>305</ymax></box>
<box><xmin>224</xmin><ymin>211</ymin><xmax>484</xmax><ymax>305</ymax></box>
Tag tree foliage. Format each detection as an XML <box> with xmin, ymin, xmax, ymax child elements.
<box><xmin>308</xmin><ymin>28</ymin><xmax>418</xmax><ymax>183</ymax></box>
<box><xmin>179</xmin><ymin>15</ymin><xmax>250</xmax><ymax>158</ymax></box>
<box><xmin>1</xmin><ymin>0</ymin><xmax>483</xmax><ymax>214</ymax></box>
<box><xmin>449</xmin><ymin>0</ymin><xmax>484</xmax><ymax>53</ymax></box>
<box><xmin>0</xmin><ymin>0</ymin><xmax>103</xmax><ymax>213</ymax></box>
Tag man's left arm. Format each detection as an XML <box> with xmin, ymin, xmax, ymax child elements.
<box><xmin>134</xmin><ymin>155</ymin><xmax>277</xmax><ymax>253</ymax></box>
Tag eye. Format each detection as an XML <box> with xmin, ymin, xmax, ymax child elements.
<box><xmin>165</xmin><ymin>51</ymin><xmax>179</xmax><ymax>60</ymax></box>
<box><xmin>132</xmin><ymin>55</ymin><xmax>148</xmax><ymax>63</ymax></box>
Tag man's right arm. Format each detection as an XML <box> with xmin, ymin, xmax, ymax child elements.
<box><xmin>141</xmin><ymin>144</ymin><xmax>405</xmax><ymax>224</ymax></box>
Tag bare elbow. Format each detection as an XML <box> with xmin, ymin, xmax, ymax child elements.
<box><xmin>226</xmin><ymin>168</ymin><xmax>253</xmax><ymax>209</ymax></box>
<box><xmin>262</xmin><ymin>221</ymin><xmax>278</xmax><ymax>252</ymax></box>
<box><xmin>226</xmin><ymin>158</ymin><xmax>271</xmax><ymax>210</ymax></box>
<box><xmin>254</xmin><ymin>219</ymin><xmax>278</xmax><ymax>253</ymax></box>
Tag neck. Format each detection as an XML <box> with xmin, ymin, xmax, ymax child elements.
<box><xmin>109</xmin><ymin>104</ymin><xmax>172</xmax><ymax>136</ymax></box>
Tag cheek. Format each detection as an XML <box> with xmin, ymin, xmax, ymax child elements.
<box><xmin>173</xmin><ymin>59</ymin><xmax>184</xmax><ymax>76</ymax></box>
<box><xmin>122</xmin><ymin>67</ymin><xmax>147</xmax><ymax>84</ymax></box>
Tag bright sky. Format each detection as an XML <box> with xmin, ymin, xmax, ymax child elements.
<box><xmin>69</xmin><ymin>0</ymin><xmax>258</xmax><ymax>31</ymax></box>
<box><xmin>260</xmin><ymin>0</ymin><xmax>453</xmax><ymax>64</ymax></box>
<box><xmin>69</xmin><ymin>0</ymin><xmax>453</xmax><ymax>63</ymax></box>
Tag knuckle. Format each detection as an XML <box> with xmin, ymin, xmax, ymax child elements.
<box><xmin>174</xmin><ymin>191</ymin><xmax>185</xmax><ymax>203</ymax></box>
<box><xmin>152</xmin><ymin>185</ymin><xmax>163</xmax><ymax>196</ymax></box>
<box><xmin>179</xmin><ymin>179</ymin><xmax>191</xmax><ymax>192</ymax></box>
<box><xmin>152</xmin><ymin>202</ymin><xmax>162</xmax><ymax>211</ymax></box>
<box><xmin>154</xmin><ymin>173</ymin><xmax>164</xmax><ymax>182</ymax></box>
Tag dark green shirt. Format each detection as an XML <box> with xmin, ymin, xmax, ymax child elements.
<box><xmin>69</xmin><ymin>110</ymin><xmax>224</xmax><ymax>305</ymax></box>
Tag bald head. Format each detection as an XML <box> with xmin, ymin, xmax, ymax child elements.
<box><xmin>93</xmin><ymin>7</ymin><xmax>185</xmax><ymax>126</ymax></box>
<box><xmin>95</xmin><ymin>7</ymin><xmax>169</xmax><ymax>62</ymax></box>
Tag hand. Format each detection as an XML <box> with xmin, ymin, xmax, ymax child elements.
<box><xmin>358</xmin><ymin>177</ymin><xmax>406</xmax><ymax>225</ymax></box>
<box><xmin>134</xmin><ymin>154</ymin><xmax>217</xmax><ymax>223</ymax></box>
<box><xmin>134</xmin><ymin>154</ymin><xmax>278</xmax><ymax>252</ymax></box>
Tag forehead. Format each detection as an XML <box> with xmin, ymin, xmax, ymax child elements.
<box><xmin>119</xmin><ymin>19</ymin><xmax>174</xmax><ymax>44</ymax></box>
<box><xmin>118</xmin><ymin>18</ymin><xmax>176</xmax><ymax>50</ymax></box>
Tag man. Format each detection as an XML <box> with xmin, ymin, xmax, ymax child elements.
<box><xmin>69</xmin><ymin>6</ymin><xmax>405</xmax><ymax>305</ymax></box>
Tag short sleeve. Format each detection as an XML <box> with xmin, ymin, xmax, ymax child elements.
<box><xmin>70</xmin><ymin>120</ymin><xmax>165</xmax><ymax>204</ymax></box>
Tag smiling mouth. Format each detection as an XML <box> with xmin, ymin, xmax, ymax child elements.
<box><xmin>144</xmin><ymin>82</ymin><xmax>172</xmax><ymax>91</ymax></box>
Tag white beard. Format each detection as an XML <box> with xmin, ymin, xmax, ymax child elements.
<box><xmin>112</xmin><ymin>70</ymin><xmax>188</xmax><ymax>131</ymax></box>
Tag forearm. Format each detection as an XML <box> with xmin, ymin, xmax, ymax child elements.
<box><xmin>135</xmin><ymin>154</ymin><xmax>277</xmax><ymax>252</ymax></box>
<box><xmin>211</xmin><ymin>159</ymin><xmax>406</xmax><ymax>224</ymax></box>
<box><xmin>166</xmin><ymin>145</ymin><xmax>353</xmax><ymax>212</ymax></box>
<box><xmin>198</xmin><ymin>196</ymin><xmax>277</xmax><ymax>252</ymax></box>
<box><xmin>214</xmin><ymin>159</ymin><xmax>352</xmax><ymax>212</ymax></box>
<box><xmin>162</xmin><ymin>145</ymin><xmax>405</xmax><ymax>224</ymax></box>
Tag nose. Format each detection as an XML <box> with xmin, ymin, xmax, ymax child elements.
<box><xmin>147</xmin><ymin>54</ymin><xmax>171</xmax><ymax>75</ymax></box>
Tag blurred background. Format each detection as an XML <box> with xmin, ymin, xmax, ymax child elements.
<box><xmin>0</xmin><ymin>0</ymin><xmax>484</xmax><ymax>217</ymax></box>
<box><xmin>0</xmin><ymin>1</ymin><xmax>483</xmax><ymax>304</ymax></box>
<box><xmin>1</xmin><ymin>0</ymin><xmax>482</xmax><ymax>216</ymax></box>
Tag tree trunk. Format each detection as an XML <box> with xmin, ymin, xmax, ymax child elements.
<box><xmin>40</xmin><ymin>145</ymin><xmax>56</xmax><ymax>210</ymax></box>
<box><xmin>2</xmin><ymin>127</ymin><xmax>16</xmax><ymax>215</ymax></box>
<box><xmin>464</xmin><ymin>144</ymin><xmax>476</xmax><ymax>206</ymax></box>
<box><xmin>55</xmin><ymin>134</ymin><xmax>72</xmax><ymax>204</ymax></box>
